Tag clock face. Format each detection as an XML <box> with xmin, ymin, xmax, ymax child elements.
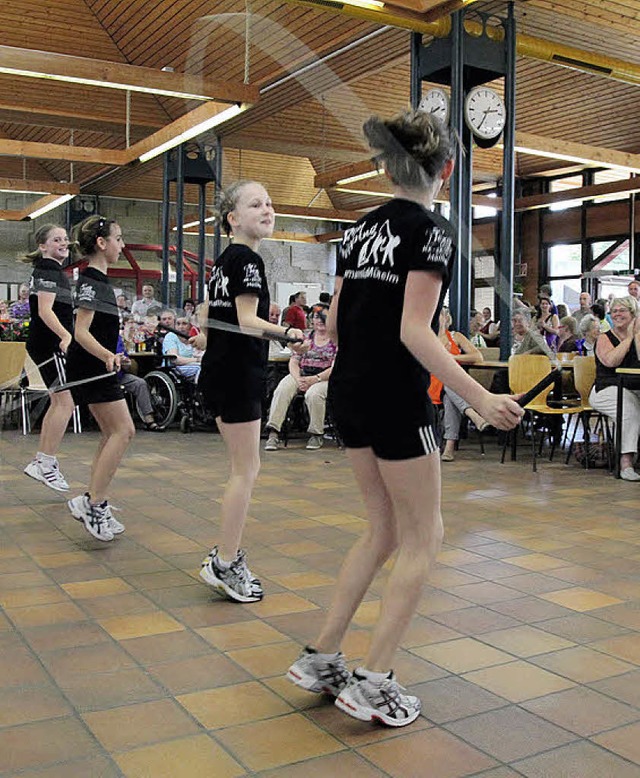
<box><xmin>464</xmin><ymin>87</ymin><xmax>506</xmax><ymax>140</ymax></box>
<box><xmin>419</xmin><ymin>88</ymin><xmax>449</xmax><ymax>123</ymax></box>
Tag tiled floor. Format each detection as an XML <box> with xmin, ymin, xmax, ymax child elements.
<box><xmin>1</xmin><ymin>429</ymin><xmax>639</xmax><ymax>777</ymax></box>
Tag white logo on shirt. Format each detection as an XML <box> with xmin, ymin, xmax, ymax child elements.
<box><xmin>210</xmin><ymin>266</ymin><xmax>230</xmax><ymax>298</ymax></box>
<box><xmin>341</xmin><ymin>220</ymin><xmax>400</xmax><ymax>269</ymax></box>
<box><xmin>243</xmin><ymin>263</ymin><xmax>262</xmax><ymax>289</ymax></box>
<box><xmin>422</xmin><ymin>226</ymin><xmax>453</xmax><ymax>265</ymax></box>
<box><xmin>76</xmin><ymin>282</ymin><xmax>96</xmax><ymax>303</ymax></box>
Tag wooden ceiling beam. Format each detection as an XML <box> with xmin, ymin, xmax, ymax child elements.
<box><xmin>513</xmin><ymin>132</ymin><xmax>640</xmax><ymax>174</ymax></box>
<box><xmin>0</xmin><ymin>45</ymin><xmax>260</xmax><ymax>103</ymax></box>
<box><xmin>0</xmin><ymin>177</ymin><xmax>79</xmax><ymax>195</ymax></box>
<box><xmin>0</xmin><ymin>103</ymin><xmax>162</xmax><ymax>134</ymax></box>
<box><xmin>0</xmin><ymin>138</ymin><xmax>128</xmax><ymax>165</ymax></box>
<box><xmin>515</xmin><ymin>176</ymin><xmax>640</xmax><ymax>212</ymax></box>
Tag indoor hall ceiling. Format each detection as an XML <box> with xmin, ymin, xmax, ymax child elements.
<box><xmin>0</xmin><ymin>0</ymin><xmax>638</xmax><ymax>215</ymax></box>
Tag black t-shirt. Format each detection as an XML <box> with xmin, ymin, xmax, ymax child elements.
<box><xmin>331</xmin><ymin>198</ymin><xmax>455</xmax><ymax>418</ymax></box>
<box><xmin>200</xmin><ymin>243</ymin><xmax>270</xmax><ymax>394</ymax></box>
<box><xmin>27</xmin><ymin>257</ymin><xmax>73</xmax><ymax>357</ymax></box>
<box><xmin>66</xmin><ymin>266</ymin><xmax>119</xmax><ymax>379</ymax></box>
<box><xmin>595</xmin><ymin>330</ymin><xmax>640</xmax><ymax>391</ymax></box>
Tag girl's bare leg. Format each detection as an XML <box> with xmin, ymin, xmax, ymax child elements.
<box><xmin>87</xmin><ymin>400</ymin><xmax>135</xmax><ymax>503</ymax></box>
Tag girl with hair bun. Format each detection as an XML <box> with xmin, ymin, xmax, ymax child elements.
<box><xmin>23</xmin><ymin>224</ymin><xmax>75</xmax><ymax>493</ymax></box>
<box><xmin>65</xmin><ymin>216</ymin><xmax>135</xmax><ymax>542</ymax></box>
<box><xmin>198</xmin><ymin>180</ymin><xmax>304</xmax><ymax>603</ymax></box>
<box><xmin>287</xmin><ymin>110</ymin><xmax>523</xmax><ymax>727</ymax></box>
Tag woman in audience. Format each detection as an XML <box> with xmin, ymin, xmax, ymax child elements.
<box><xmin>590</xmin><ymin>296</ymin><xmax>640</xmax><ymax>481</ymax></box>
<box><xmin>10</xmin><ymin>283</ymin><xmax>31</xmax><ymax>319</ymax></box>
<box><xmin>511</xmin><ymin>310</ymin><xmax>555</xmax><ymax>357</ymax></box>
<box><xmin>197</xmin><ymin>180</ymin><xmax>304</xmax><ymax>603</ymax></box>
<box><xmin>469</xmin><ymin>309</ymin><xmax>487</xmax><ymax>348</ymax></box>
<box><xmin>286</xmin><ymin>110</ymin><xmax>522</xmax><ymax>728</ymax></box>
<box><xmin>429</xmin><ymin>307</ymin><xmax>488</xmax><ymax>462</ymax></box>
<box><xmin>65</xmin><ymin>216</ymin><xmax>135</xmax><ymax>541</ymax></box>
<box><xmin>22</xmin><ymin>224</ymin><xmax>75</xmax><ymax>493</ymax></box>
<box><xmin>534</xmin><ymin>296</ymin><xmax>559</xmax><ymax>351</ymax></box>
<box><xmin>264</xmin><ymin>308</ymin><xmax>336</xmax><ymax>451</ymax></box>
<box><xmin>557</xmin><ymin>316</ymin><xmax>580</xmax><ymax>353</ymax></box>
<box><xmin>480</xmin><ymin>306</ymin><xmax>500</xmax><ymax>343</ymax></box>
<box><xmin>578</xmin><ymin>313</ymin><xmax>600</xmax><ymax>356</ymax></box>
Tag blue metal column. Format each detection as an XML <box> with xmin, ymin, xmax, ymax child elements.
<box><xmin>161</xmin><ymin>151</ymin><xmax>171</xmax><ymax>305</ymax></box>
<box><xmin>498</xmin><ymin>1</ymin><xmax>516</xmax><ymax>359</ymax></box>
<box><xmin>213</xmin><ymin>136</ymin><xmax>223</xmax><ymax>265</ymax></box>
<box><xmin>448</xmin><ymin>10</ymin><xmax>465</xmax><ymax>332</ymax></box>
<box><xmin>174</xmin><ymin>144</ymin><xmax>185</xmax><ymax>308</ymax></box>
<box><xmin>410</xmin><ymin>32</ymin><xmax>421</xmax><ymax>108</ymax></box>
<box><xmin>197</xmin><ymin>182</ymin><xmax>206</xmax><ymax>303</ymax></box>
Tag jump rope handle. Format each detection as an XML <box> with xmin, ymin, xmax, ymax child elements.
<box><xmin>516</xmin><ymin>368</ymin><xmax>562</xmax><ymax>407</ymax></box>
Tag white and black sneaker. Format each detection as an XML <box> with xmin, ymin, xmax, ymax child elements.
<box><xmin>264</xmin><ymin>432</ymin><xmax>280</xmax><ymax>451</ymax></box>
<box><xmin>24</xmin><ymin>457</ymin><xmax>69</xmax><ymax>492</ymax></box>
<box><xmin>287</xmin><ymin>646</ymin><xmax>350</xmax><ymax>696</ymax></box>
<box><xmin>67</xmin><ymin>494</ymin><xmax>114</xmax><ymax>542</ymax></box>
<box><xmin>103</xmin><ymin>503</ymin><xmax>125</xmax><ymax>535</ymax></box>
<box><xmin>335</xmin><ymin>670</ymin><xmax>421</xmax><ymax>727</ymax></box>
<box><xmin>200</xmin><ymin>546</ymin><xmax>263</xmax><ymax>603</ymax></box>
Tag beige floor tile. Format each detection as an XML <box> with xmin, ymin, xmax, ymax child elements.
<box><xmin>245</xmin><ymin>592</ymin><xmax>319</xmax><ymax>617</ymax></box>
<box><xmin>98</xmin><ymin>611</ymin><xmax>185</xmax><ymax>640</ymax></box>
<box><xmin>256</xmin><ymin>750</ymin><xmax>388</xmax><ymax>778</ymax></box>
<box><xmin>0</xmin><ymin>686</ymin><xmax>72</xmax><ymax>728</ymax></box>
<box><xmin>226</xmin><ymin>640</ymin><xmax>302</xmax><ymax>677</ymax></box>
<box><xmin>0</xmin><ymin>718</ymin><xmax>100</xmax><ymax>773</ymax></box>
<box><xmin>592</xmin><ymin>721</ymin><xmax>640</xmax><ymax>766</ymax></box>
<box><xmin>147</xmin><ymin>653</ymin><xmax>251</xmax><ymax>694</ymax></box>
<box><xmin>178</xmin><ymin>680</ymin><xmax>292</xmax><ymax>728</ymax></box>
<box><xmin>501</xmin><ymin>554</ymin><xmax>569</xmax><ymax>571</ymax></box>
<box><xmin>216</xmin><ymin>712</ymin><xmax>344</xmax><ymax>771</ymax></box>
<box><xmin>115</xmin><ymin>734</ymin><xmax>245</xmax><ymax>778</ymax></box>
<box><xmin>513</xmin><ymin>740</ymin><xmax>640</xmax><ymax>778</ymax></box>
<box><xmin>463</xmin><ymin>660</ymin><xmax>575</xmax><ymax>701</ymax></box>
<box><xmin>591</xmin><ymin>634</ymin><xmax>640</xmax><ymax>665</ymax></box>
<box><xmin>5</xmin><ymin>601</ymin><xmax>88</xmax><ymax>628</ymax></box>
<box><xmin>478</xmin><ymin>625</ymin><xmax>576</xmax><ymax>657</ymax></box>
<box><xmin>540</xmin><ymin>587</ymin><xmax>624</xmax><ymax>612</ymax></box>
<box><xmin>531</xmin><ymin>646</ymin><xmax>635</xmax><ymax>683</ymax></box>
<box><xmin>412</xmin><ymin>637</ymin><xmax>513</xmax><ymax>673</ymax></box>
<box><xmin>61</xmin><ymin>577</ymin><xmax>133</xmax><ymax>599</ymax></box>
<box><xmin>197</xmin><ymin>619</ymin><xmax>289</xmax><ymax>650</ymax></box>
<box><xmin>267</xmin><ymin>571</ymin><xmax>336</xmax><ymax>589</ymax></box>
<box><xmin>0</xmin><ymin>585</ymin><xmax>69</xmax><ymax>609</ymax></box>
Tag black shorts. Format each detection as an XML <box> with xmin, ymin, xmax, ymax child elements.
<box><xmin>27</xmin><ymin>350</ymin><xmax>67</xmax><ymax>390</ymax></box>
<box><xmin>331</xmin><ymin>400</ymin><xmax>439</xmax><ymax>461</ymax></box>
<box><xmin>199</xmin><ymin>364</ymin><xmax>263</xmax><ymax>424</ymax></box>
<box><xmin>69</xmin><ymin>373</ymin><xmax>124</xmax><ymax>407</ymax></box>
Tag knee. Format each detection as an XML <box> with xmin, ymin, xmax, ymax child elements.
<box><xmin>122</xmin><ymin>419</ymin><xmax>136</xmax><ymax>442</ymax></box>
<box><xmin>365</xmin><ymin>522</ymin><xmax>398</xmax><ymax>562</ymax></box>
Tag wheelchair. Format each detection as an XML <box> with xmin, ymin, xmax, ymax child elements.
<box><xmin>143</xmin><ymin>354</ymin><xmax>215</xmax><ymax>433</ymax></box>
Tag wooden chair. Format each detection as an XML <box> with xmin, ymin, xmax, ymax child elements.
<box><xmin>501</xmin><ymin>354</ymin><xmax>585</xmax><ymax>472</ymax></box>
<box><xmin>565</xmin><ymin>356</ymin><xmax>613</xmax><ymax>469</ymax></box>
<box><xmin>0</xmin><ymin>342</ymin><xmax>27</xmax><ymax>429</ymax></box>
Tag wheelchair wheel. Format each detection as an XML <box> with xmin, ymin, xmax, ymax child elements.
<box><xmin>144</xmin><ymin>371</ymin><xmax>178</xmax><ymax>427</ymax></box>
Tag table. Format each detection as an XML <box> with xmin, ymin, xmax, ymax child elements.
<box><xmin>614</xmin><ymin>367</ymin><xmax>640</xmax><ymax>479</ymax></box>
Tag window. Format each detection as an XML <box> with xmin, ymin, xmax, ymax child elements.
<box><xmin>592</xmin><ymin>240</ymin><xmax>630</xmax><ymax>273</ymax></box>
<box><xmin>547</xmin><ymin>243</ymin><xmax>582</xmax><ymax>310</ymax></box>
<box><xmin>549</xmin><ymin>174</ymin><xmax>583</xmax><ymax>212</ymax></box>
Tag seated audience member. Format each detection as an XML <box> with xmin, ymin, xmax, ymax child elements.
<box><xmin>283</xmin><ymin>290</ymin><xmax>307</xmax><ymax>331</ymax></box>
<box><xmin>428</xmin><ymin>308</ymin><xmax>488</xmax><ymax>462</ymax></box>
<box><xmin>511</xmin><ymin>310</ymin><xmax>555</xmax><ymax>358</ymax></box>
<box><xmin>590</xmin><ymin>296</ymin><xmax>640</xmax><ymax>481</ymax></box>
<box><xmin>319</xmin><ymin>291</ymin><xmax>332</xmax><ymax>306</ymax></box>
<box><xmin>116</xmin><ymin>336</ymin><xmax>165</xmax><ymax>431</ymax></box>
<box><xmin>116</xmin><ymin>294</ymin><xmax>130</xmax><ymax>314</ymax></box>
<box><xmin>183</xmin><ymin>298</ymin><xmax>196</xmax><ymax>319</ymax></box>
<box><xmin>0</xmin><ymin>300</ymin><xmax>10</xmax><ymax>322</ymax></box>
<box><xmin>591</xmin><ymin>301</ymin><xmax>611</xmax><ymax>333</ymax></box>
<box><xmin>557</xmin><ymin>316</ymin><xmax>580</xmax><ymax>353</ymax></box>
<box><xmin>131</xmin><ymin>283</ymin><xmax>159</xmax><ymax>321</ymax></box>
<box><xmin>627</xmin><ymin>279</ymin><xmax>640</xmax><ymax>302</ymax></box>
<box><xmin>267</xmin><ymin>303</ymin><xmax>288</xmax><ymax>360</ymax></box>
<box><xmin>10</xmin><ymin>283</ymin><xmax>31</xmax><ymax>319</ymax></box>
<box><xmin>265</xmin><ymin>309</ymin><xmax>336</xmax><ymax>451</ymax></box>
<box><xmin>578</xmin><ymin>313</ymin><xmax>600</xmax><ymax>356</ymax></box>
<box><xmin>159</xmin><ymin>308</ymin><xmax>176</xmax><ymax>330</ymax></box>
<box><xmin>469</xmin><ymin>309</ymin><xmax>487</xmax><ymax>348</ymax></box>
<box><xmin>556</xmin><ymin>303</ymin><xmax>569</xmax><ymax>319</ymax></box>
<box><xmin>480</xmin><ymin>306</ymin><xmax>500</xmax><ymax>343</ymax></box>
<box><xmin>162</xmin><ymin>315</ymin><xmax>201</xmax><ymax>381</ymax></box>
<box><xmin>534</xmin><ymin>296</ymin><xmax>559</xmax><ymax>351</ymax></box>
<box><xmin>572</xmin><ymin>291</ymin><xmax>592</xmax><ymax>325</ymax></box>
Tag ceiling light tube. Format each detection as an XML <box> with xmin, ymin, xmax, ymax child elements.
<box><xmin>512</xmin><ymin>144</ymin><xmax>640</xmax><ymax>175</ymax></box>
<box><xmin>336</xmin><ymin>170</ymin><xmax>381</xmax><ymax>186</ymax></box>
<box><xmin>26</xmin><ymin>194</ymin><xmax>74</xmax><ymax>220</ymax></box>
<box><xmin>342</xmin><ymin>0</ymin><xmax>385</xmax><ymax>9</ymax></box>
<box><xmin>138</xmin><ymin>104</ymin><xmax>246</xmax><ymax>163</ymax></box>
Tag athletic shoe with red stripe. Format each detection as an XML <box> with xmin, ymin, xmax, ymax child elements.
<box><xmin>335</xmin><ymin>670</ymin><xmax>421</xmax><ymax>727</ymax></box>
<box><xmin>287</xmin><ymin>646</ymin><xmax>350</xmax><ymax>696</ymax></box>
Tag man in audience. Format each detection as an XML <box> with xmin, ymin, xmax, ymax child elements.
<box><xmin>10</xmin><ymin>283</ymin><xmax>30</xmax><ymax>319</ymax></box>
<box><xmin>469</xmin><ymin>310</ymin><xmax>487</xmax><ymax>348</ymax></box>
<box><xmin>572</xmin><ymin>291</ymin><xmax>592</xmax><ymax>325</ymax></box>
<box><xmin>162</xmin><ymin>315</ymin><xmax>201</xmax><ymax>381</ymax></box>
<box><xmin>159</xmin><ymin>308</ymin><xmax>176</xmax><ymax>330</ymax></box>
<box><xmin>131</xmin><ymin>283</ymin><xmax>159</xmax><ymax>321</ymax></box>
<box><xmin>283</xmin><ymin>290</ymin><xmax>307</xmax><ymax>330</ymax></box>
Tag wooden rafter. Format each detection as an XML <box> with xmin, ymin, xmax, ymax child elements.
<box><xmin>0</xmin><ymin>178</ymin><xmax>79</xmax><ymax>195</ymax></box>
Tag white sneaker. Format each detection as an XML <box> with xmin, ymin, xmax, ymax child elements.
<box><xmin>67</xmin><ymin>494</ymin><xmax>114</xmax><ymax>542</ymax></box>
<box><xmin>200</xmin><ymin>546</ymin><xmax>263</xmax><ymax>603</ymax></box>
<box><xmin>24</xmin><ymin>458</ymin><xmax>69</xmax><ymax>492</ymax></box>
<box><xmin>335</xmin><ymin>670</ymin><xmax>421</xmax><ymax>727</ymax></box>
<box><xmin>104</xmin><ymin>503</ymin><xmax>125</xmax><ymax>534</ymax></box>
<box><xmin>264</xmin><ymin>432</ymin><xmax>280</xmax><ymax>451</ymax></box>
<box><xmin>306</xmin><ymin>435</ymin><xmax>324</xmax><ymax>450</ymax></box>
<box><xmin>620</xmin><ymin>467</ymin><xmax>640</xmax><ymax>481</ymax></box>
<box><xmin>287</xmin><ymin>647</ymin><xmax>350</xmax><ymax>696</ymax></box>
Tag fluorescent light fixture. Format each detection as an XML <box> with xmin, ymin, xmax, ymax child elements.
<box><xmin>335</xmin><ymin>187</ymin><xmax>391</xmax><ymax>198</ymax></box>
<box><xmin>0</xmin><ymin>67</ymin><xmax>211</xmax><ymax>101</ymax></box>
<box><xmin>336</xmin><ymin>170</ymin><xmax>381</xmax><ymax>186</ymax></box>
<box><xmin>139</xmin><ymin>104</ymin><xmax>246</xmax><ymax>163</ymax></box>
<box><xmin>513</xmin><ymin>143</ymin><xmax>640</xmax><ymax>175</ymax></box>
<box><xmin>0</xmin><ymin>188</ymin><xmax>49</xmax><ymax>195</ymax></box>
<box><xmin>342</xmin><ymin>0</ymin><xmax>385</xmax><ymax>8</ymax></box>
<box><xmin>176</xmin><ymin>211</ymin><xmax>357</xmax><ymax>231</ymax></box>
<box><xmin>27</xmin><ymin>194</ymin><xmax>74</xmax><ymax>220</ymax></box>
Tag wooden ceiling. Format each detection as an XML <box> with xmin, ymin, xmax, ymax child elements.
<box><xmin>0</xmin><ymin>0</ymin><xmax>639</xmax><ymax>213</ymax></box>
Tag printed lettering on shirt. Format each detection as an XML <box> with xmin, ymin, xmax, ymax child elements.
<box><xmin>76</xmin><ymin>282</ymin><xmax>97</xmax><ymax>304</ymax></box>
<box><xmin>210</xmin><ymin>266</ymin><xmax>230</xmax><ymax>299</ymax></box>
<box><xmin>421</xmin><ymin>226</ymin><xmax>453</xmax><ymax>265</ymax></box>
<box><xmin>243</xmin><ymin>262</ymin><xmax>262</xmax><ymax>290</ymax></box>
<box><xmin>341</xmin><ymin>219</ymin><xmax>401</xmax><ymax>284</ymax></box>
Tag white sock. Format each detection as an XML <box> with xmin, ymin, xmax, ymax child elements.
<box><xmin>314</xmin><ymin>649</ymin><xmax>341</xmax><ymax>660</ymax></box>
<box><xmin>216</xmin><ymin>554</ymin><xmax>232</xmax><ymax>569</ymax></box>
<box><xmin>357</xmin><ymin>666</ymin><xmax>391</xmax><ymax>683</ymax></box>
<box><xmin>37</xmin><ymin>452</ymin><xmax>56</xmax><ymax>466</ymax></box>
